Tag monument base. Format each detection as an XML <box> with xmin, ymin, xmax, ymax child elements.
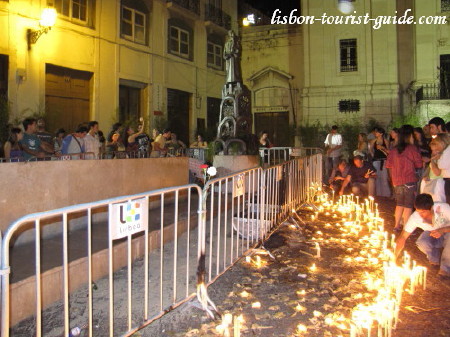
<box><xmin>213</xmin><ymin>154</ymin><xmax>260</xmax><ymax>177</ymax></box>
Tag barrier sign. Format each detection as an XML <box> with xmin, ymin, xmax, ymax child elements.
<box><xmin>109</xmin><ymin>198</ymin><xmax>148</xmax><ymax>240</ymax></box>
<box><xmin>233</xmin><ymin>175</ymin><xmax>245</xmax><ymax>197</ymax></box>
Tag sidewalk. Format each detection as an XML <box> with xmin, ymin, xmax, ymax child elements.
<box><xmin>9</xmin><ymin>194</ymin><xmax>200</xmax><ymax>283</ymax></box>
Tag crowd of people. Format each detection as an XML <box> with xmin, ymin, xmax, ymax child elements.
<box><xmin>2</xmin><ymin>117</ymin><xmax>210</xmax><ymax>161</ymax></box>
<box><xmin>325</xmin><ymin>117</ymin><xmax>450</xmax><ymax>280</ymax></box>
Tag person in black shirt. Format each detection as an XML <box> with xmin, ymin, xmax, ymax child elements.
<box><xmin>339</xmin><ymin>155</ymin><xmax>377</xmax><ymax>197</ymax></box>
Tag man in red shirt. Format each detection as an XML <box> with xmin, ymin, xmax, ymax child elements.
<box><xmin>386</xmin><ymin>125</ymin><xmax>423</xmax><ymax>231</ymax></box>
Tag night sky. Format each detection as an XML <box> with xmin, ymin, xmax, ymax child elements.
<box><xmin>242</xmin><ymin>0</ymin><xmax>300</xmax><ymax>17</ymax></box>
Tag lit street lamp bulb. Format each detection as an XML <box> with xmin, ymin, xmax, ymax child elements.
<box><xmin>337</xmin><ymin>2</ymin><xmax>354</xmax><ymax>14</ymax></box>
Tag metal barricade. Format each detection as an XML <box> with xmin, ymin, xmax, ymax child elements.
<box><xmin>0</xmin><ymin>152</ymin><xmax>323</xmax><ymax>336</ymax></box>
<box><xmin>26</xmin><ymin>152</ymin><xmax>97</xmax><ymax>161</ymax></box>
<box><xmin>199</xmin><ymin>153</ymin><xmax>323</xmax><ymax>285</ymax></box>
<box><xmin>1</xmin><ymin>185</ymin><xmax>202</xmax><ymax>337</ymax></box>
<box><xmin>259</xmin><ymin>147</ymin><xmax>292</xmax><ymax>166</ymax></box>
<box><xmin>186</xmin><ymin>148</ymin><xmax>209</xmax><ymax>162</ymax></box>
<box><xmin>201</xmin><ymin>167</ymin><xmax>264</xmax><ymax>284</ymax></box>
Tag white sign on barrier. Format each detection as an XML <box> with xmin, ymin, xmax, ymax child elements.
<box><xmin>109</xmin><ymin>198</ymin><xmax>148</xmax><ymax>240</ymax></box>
<box><xmin>233</xmin><ymin>175</ymin><xmax>245</xmax><ymax>197</ymax></box>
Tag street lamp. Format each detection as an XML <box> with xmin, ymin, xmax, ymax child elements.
<box><xmin>27</xmin><ymin>7</ymin><xmax>57</xmax><ymax>50</ymax></box>
<box><xmin>242</xmin><ymin>14</ymin><xmax>256</xmax><ymax>26</ymax></box>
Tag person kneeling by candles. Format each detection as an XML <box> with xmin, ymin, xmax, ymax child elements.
<box><xmin>339</xmin><ymin>155</ymin><xmax>376</xmax><ymax>197</ymax></box>
<box><xmin>395</xmin><ymin>193</ymin><xmax>450</xmax><ymax>279</ymax></box>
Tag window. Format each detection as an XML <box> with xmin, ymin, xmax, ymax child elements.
<box><xmin>168</xmin><ymin>19</ymin><xmax>193</xmax><ymax>60</ymax></box>
<box><xmin>338</xmin><ymin>99</ymin><xmax>360</xmax><ymax>113</ymax></box>
<box><xmin>442</xmin><ymin>0</ymin><xmax>450</xmax><ymax>12</ymax></box>
<box><xmin>340</xmin><ymin>39</ymin><xmax>357</xmax><ymax>72</ymax></box>
<box><xmin>54</xmin><ymin>0</ymin><xmax>93</xmax><ymax>25</ymax></box>
<box><xmin>119</xmin><ymin>85</ymin><xmax>141</xmax><ymax>122</ymax></box>
<box><xmin>207</xmin><ymin>41</ymin><xmax>223</xmax><ymax>69</ymax></box>
<box><xmin>121</xmin><ymin>6</ymin><xmax>146</xmax><ymax>44</ymax></box>
<box><xmin>338</xmin><ymin>0</ymin><xmax>355</xmax><ymax>3</ymax></box>
<box><xmin>170</xmin><ymin>26</ymin><xmax>189</xmax><ymax>58</ymax></box>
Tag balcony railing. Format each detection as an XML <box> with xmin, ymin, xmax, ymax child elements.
<box><xmin>167</xmin><ymin>0</ymin><xmax>200</xmax><ymax>16</ymax></box>
<box><xmin>205</xmin><ymin>4</ymin><xmax>231</xmax><ymax>30</ymax></box>
<box><xmin>416</xmin><ymin>82</ymin><xmax>450</xmax><ymax>102</ymax></box>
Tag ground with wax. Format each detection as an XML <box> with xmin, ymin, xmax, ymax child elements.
<box><xmin>136</xmin><ymin>197</ymin><xmax>450</xmax><ymax>337</ymax></box>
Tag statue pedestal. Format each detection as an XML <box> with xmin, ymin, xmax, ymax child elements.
<box><xmin>213</xmin><ymin>155</ymin><xmax>260</xmax><ymax>178</ymax></box>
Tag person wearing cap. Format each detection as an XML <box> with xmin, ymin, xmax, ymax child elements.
<box><xmin>339</xmin><ymin>155</ymin><xmax>376</xmax><ymax>197</ymax></box>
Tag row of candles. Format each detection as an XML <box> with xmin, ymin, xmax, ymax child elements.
<box><xmin>312</xmin><ymin>189</ymin><xmax>427</xmax><ymax>337</ymax></box>
<box><xmin>214</xmin><ymin>186</ymin><xmax>427</xmax><ymax>337</ymax></box>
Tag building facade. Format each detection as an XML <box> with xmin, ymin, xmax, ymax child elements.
<box><xmin>241</xmin><ymin>0</ymin><xmax>450</xmax><ymax>144</ymax></box>
<box><xmin>0</xmin><ymin>0</ymin><xmax>237</xmax><ymax>145</ymax></box>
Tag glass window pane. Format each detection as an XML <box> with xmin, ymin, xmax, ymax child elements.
<box><xmin>215</xmin><ymin>56</ymin><xmax>222</xmax><ymax>67</ymax></box>
<box><xmin>180</xmin><ymin>42</ymin><xmax>189</xmax><ymax>55</ymax></box>
<box><xmin>180</xmin><ymin>31</ymin><xmax>188</xmax><ymax>43</ymax></box>
<box><xmin>80</xmin><ymin>5</ymin><xmax>86</xmax><ymax>21</ymax></box>
<box><xmin>123</xmin><ymin>8</ymin><xmax>132</xmax><ymax>21</ymax></box>
<box><xmin>207</xmin><ymin>43</ymin><xmax>213</xmax><ymax>53</ymax></box>
<box><xmin>135</xmin><ymin>13</ymin><xmax>144</xmax><ymax>26</ymax></box>
<box><xmin>170</xmin><ymin>38</ymin><xmax>179</xmax><ymax>53</ymax></box>
<box><xmin>122</xmin><ymin>22</ymin><xmax>132</xmax><ymax>36</ymax></box>
<box><xmin>135</xmin><ymin>27</ymin><xmax>145</xmax><ymax>43</ymax></box>
<box><xmin>207</xmin><ymin>53</ymin><xmax>214</xmax><ymax>64</ymax></box>
<box><xmin>72</xmin><ymin>3</ymin><xmax>80</xmax><ymax>19</ymax></box>
<box><xmin>170</xmin><ymin>27</ymin><xmax>178</xmax><ymax>38</ymax></box>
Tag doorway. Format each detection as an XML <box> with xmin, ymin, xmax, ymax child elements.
<box><xmin>254</xmin><ymin>111</ymin><xmax>290</xmax><ymax>147</ymax></box>
<box><xmin>167</xmin><ymin>88</ymin><xmax>190</xmax><ymax>145</ymax></box>
<box><xmin>45</xmin><ymin>64</ymin><xmax>92</xmax><ymax>133</ymax></box>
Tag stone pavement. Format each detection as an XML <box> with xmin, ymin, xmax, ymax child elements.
<box><xmin>134</xmin><ymin>197</ymin><xmax>450</xmax><ymax>337</ymax></box>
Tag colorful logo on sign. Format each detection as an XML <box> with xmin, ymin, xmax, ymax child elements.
<box><xmin>119</xmin><ymin>202</ymin><xmax>141</xmax><ymax>224</ymax></box>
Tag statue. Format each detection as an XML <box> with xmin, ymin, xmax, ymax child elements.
<box><xmin>223</xmin><ymin>30</ymin><xmax>242</xmax><ymax>83</ymax></box>
<box><xmin>214</xmin><ymin>30</ymin><xmax>252</xmax><ymax>155</ymax></box>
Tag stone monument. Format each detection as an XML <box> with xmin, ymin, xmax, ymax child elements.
<box><xmin>215</xmin><ymin>30</ymin><xmax>252</xmax><ymax>154</ymax></box>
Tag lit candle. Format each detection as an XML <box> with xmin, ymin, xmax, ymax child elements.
<box><xmin>315</xmin><ymin>242</ymin><xmax>321</xmax><ymax>258</ymax></box>
<box><xmin>233</xmin><ymin>315</ymin><xmax>243</xmax><ymax>337</ymax></box>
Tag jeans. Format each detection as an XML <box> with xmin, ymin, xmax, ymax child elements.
<box><xmin>351</xmin><ymin>178</ymin><xmax>376</xmax><ymax>197</ymax></box>
<box><xmin>416</xmin><ymin>231</ymin><xmax>450</xmax><ymax>273</ymax></box>
<box><xmin>325</xmin><ymin>157</ymin><xmax>340</xmax><ymax>182</ymax></box>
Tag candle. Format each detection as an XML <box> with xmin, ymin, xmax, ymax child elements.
<box><xmin>252</xmin><ymin>302</ymin><xmax>261</xmax><ymax>309</ymax></box>
<box><xmin>423</xmin><ymin>267</ymin><xmax>427</xmax><ymax>290</ymax></box>
<box><xmin>233</xmin><ymin>315</ymin><xmax>243</xmax><ymax>337</ymax></box>
<box><xmin>315</xmin><ymin>242</ymin><xmax>321</xmax><ymax>258</ymax></box>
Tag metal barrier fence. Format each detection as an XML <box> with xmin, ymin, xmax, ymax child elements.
<box><xmin>1</xmin><ymin>185</ymin><xmax>203</xmax><ymax>337</ymax></box>
<box><xmin>201</xmin><ymin>153</ymin><xmax>322</xmax><ymax>285</ymax></box>
<box><xmin>0</xmin><ymin>148</ymin><xmax>211</xmax><ymax>163</ymax></box>
<box><xmin>259</xmin><ymin>147</ymin><xmax>323</xmax><ymax>167</ymax></box>
<box><xmin>0</xmin><ymin>153</ymin><xmax>322</xmax><ymax>337</ymax></box>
